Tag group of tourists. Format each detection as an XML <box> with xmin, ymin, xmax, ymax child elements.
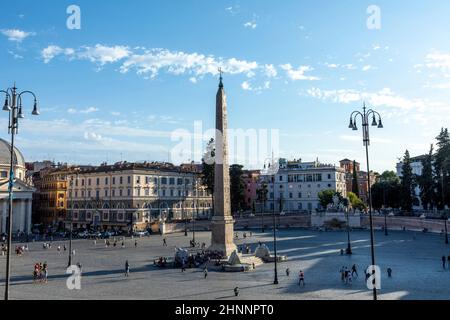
<box><xmin>104</xmin><ymin>239</ymin><xmax>126</xmax><ymax>248</ymax></box>
<box><xmin>235</xmin><ymin>231</ymin><xmax>253</xmax><ymax>240</ymax></box>
<box><xmin>15</xmin><ymin>245</ymin><xmax>28</xmax><ymax>255</ymax></box>
<box><xmin>33</xmin><ymin>262</ymin><xmax>48</xmax><ymax>283</ymax></box>
<box><xmin>340</xmin><ymin>265</ymin><xmax>358</xmax><ymax>285</ymax></box>
<box><xmin>285</xmin><ymin>268</ymin><xmax>305</xmax><ymax>286</ymax></box>
<box><xmin>238</xmin><ymin>244</ymin><xmax>252</xmax><ymax>254</ymax></box>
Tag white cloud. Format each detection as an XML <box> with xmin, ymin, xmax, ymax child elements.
<box><xmin>1</xmin><ymin>29</ymin><xmax>35</xmax><ymax>42</ymax></box>
<box><xmin>8</xmin><ymin>51</ymin><xmax>23</xmax><ymax>59</ymax></box>
<box><xmin>423</xmin><ymin>51</ymin><xmax>450</xmax><ymax>71</ymax></box>
<box><xmin>84</xmin><ymin>131</ymin><xmax>104</xmax><ymax>142</ymax></box>
<box><xmin>244</xmin><ymin>21</ymin><xmax>257</xmax><ymax>29</ymax></box>
<box><xmin>111</xmin><ymin>112</ymin><xmax>121</xmax><ymax>116</ymax></box>
<box><xmin>263</xmin><ymin>64</ymin><xmax>277</xmax><ymax>77</ymax></box>
<box><xmin>119</xmin><ymin>49</ymin><xmax>258</xmax><ymax>79</ymax></box>
<box><xmin>41</xmin><ymin>45</ymin><xmax>75</xmax><ymax>63</ymax></box>
<box><xmin>78</xmin><ymin>44</ymin><xmax>131</xmax><ymax>65</ymax></box>
<box><xmin>307</xmin><ymin>87</ymin><xmax>430</xmax><ymax>110</ymax></box>
<box><xmin>362</xmin><ymin>65</ymin><xmax>372</xmax><ymax>72</ymax></box>
<box><xmin>68</xmin><ymin>107</ymin><xmax>99</xmax><ymax>114</ymax></box>
<box><xmin>280</xmin><ymin>64</ymin><xmax>320</xmax><ymax>81</ymax></box>
<box><xmin>41</xmin><ymin>44</ymin><xmax>129</xmax><ymax>65</ymax></box>
<box><xmin>241</xmin><ymin>81</ymin><xmax>251</xmax><ymax>90</ymax></box>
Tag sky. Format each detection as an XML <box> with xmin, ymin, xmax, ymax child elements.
<box><xmin>0</xmin><ymin>0</ymin><xmax>449</xmax><ymax>173</ymax></box>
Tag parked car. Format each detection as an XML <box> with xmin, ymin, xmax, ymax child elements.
<box><xmin>133</xmin><ymin>231</ymin><xmax>149</xmax><ymax>237</ymax></box>
<box><xmin>77</xmin><ymin>231</ymin><xmax>89</xmax><ymax>238</ymax></box>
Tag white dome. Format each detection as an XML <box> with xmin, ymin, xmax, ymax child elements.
<box><xmin>0</xmin><ymin>138</ymin><xmax>26</xmax><ymax>167</ymax></box>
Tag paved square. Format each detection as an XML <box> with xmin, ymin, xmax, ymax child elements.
<box><xmin>1</xmin><ymin>229</ymin><xmax>449</xmax><ymax>300</ymax></box>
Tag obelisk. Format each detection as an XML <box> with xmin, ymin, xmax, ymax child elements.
<box><xmin>208</xmin><ymin>71</ymin><xmax>237</xmax><ymax>257</ymax></box>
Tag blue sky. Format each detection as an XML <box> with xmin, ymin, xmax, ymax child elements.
<box><xmin>1</xmin><ymin>0</ymin><xmax>449</xmax><ymax>172</ymax></box>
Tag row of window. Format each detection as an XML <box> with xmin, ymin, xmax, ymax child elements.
<box><xmin>69</xmin><ymin>189</ymin><xmax>209</xmax><ymax>199</ymax></box>
<box><xmin>71</xmin><ymin>175</ymin><xmax>194</xmax><ymax>187</ymax></box>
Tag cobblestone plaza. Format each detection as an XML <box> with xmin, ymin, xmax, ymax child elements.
<box><xmin>1</xmin><ymin>229</ymin><xmax>449</xmax><ymax>300</ymax></box>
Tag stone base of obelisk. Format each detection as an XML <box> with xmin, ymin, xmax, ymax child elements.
<box><xmin>207</xmin><ymin>216</ymin><xmax>237</xmax><ymax>258</ymax></box>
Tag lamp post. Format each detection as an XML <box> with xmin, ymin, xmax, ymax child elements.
<box><xmin>183</xmin><ymin>175</ymin><xmax>188</xmax><ymax>237</ymax></box>
<box><xmin>345</xmin><ymin>207</ymin><xmax>352</xmax><ymax>255</ymax></box>
<box><xmin>380</xmin><ymin>177</ymin><xmax>388</xmax><ymax>236</ymax></box>
<box><xmin>441</xmin><ymin>169</ymin><xmax>448</xmax><ymax>245</ymax></box>
<box><xmin>1</xmin><ymin>84</ymin><xmax>40</xmax><ymax>300</ymax></box>
<box><xmin>348</xmin><ymin>103</ymin><xmax>383</xmax><ymax>301</ymax></box>
<box><xmin>192</xmin><ymin>179</ymin><xmax>198</xmax><ymax>246</ymax></box>
<box><xmin>257</xmin><ymin>182</ymin><xmax>268</xmax><ymax>233</ymax></box>
<box><xmin>262</xmin><ymin>156</ymin><xmax>279</xmax><ymax>285</ymax></box>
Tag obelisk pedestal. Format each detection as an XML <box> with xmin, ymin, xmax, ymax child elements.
<box><xmin>207</xmin><ymin>73</ymin><xmax>237</xmax><ymax>258</ymax></box>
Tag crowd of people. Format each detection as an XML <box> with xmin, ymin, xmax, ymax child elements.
<box><xmin>33</xmin><ymin>262</ymin><xmax>48</xmax><ymax>284</ymax></box>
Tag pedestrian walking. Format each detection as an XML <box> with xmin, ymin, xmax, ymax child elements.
<box><xmin>387</xmin><ymin>267</ymin><xmax>392</xmax><ymax>277</ymax></box>
<box><xmin>286</xmin><ymin>268</ymin><xmax>290</xmax><ymax>277</ymax></box>
<box><xmin>234</xmin><ymin>287</ymin><xmax>239</xmax><ymax>297</ymax></box>
<box><xmin>93</xmin><ymin>240</ymin><xmax>97</xmax><ymax>246</ymax></box>
<box><xmin>204</xmin><ymin>267</ymin><xmax>208</xmax><ymax>279</ymax></box>
<box><xmin>121</xmin><ymin>241</ymin><xmax>125</xmax><ymax>248</ymax></box>
<box><xmin>125</xmin><ymin>260</ymin><xmax>130</xmax><ymax>277</ymax></box>
<box><xmin>442</xmin><ymin>255</ymin><xmax>447</xmax><ymax>269</ymax></box>
<box><xmin>57</xmin><ymin>246</ymin><xmax>61</xmax><ymax>253</ymax></box>
<box><xmin>135</xmin><ymin>240</ymin><xmax>137</xmax><ymax>248</ymax></box>
<box><xmin>72</xmin><ymin>249</ymin><xmax>76</xmax><ymax>256</ymax></box>
<box><xmin>340</xmin><ymin>266</ymin><xmax>345</xmax><ymax>282</ymax></box>
<box><xmin>298</xmin><ymin>270</ymin><xmax>305</xmax><ymax>287</ymax></box>
<box><xmin>351</xmin><ymin>264</ymin><xmax>358</xmax><ymax>278</ymax></box>
<box><xmin>163</xmin><ymin>238</ymin><xmax>167</xmax><ymax>246</ymax></box>
<box><xmin>33</xmin><ymin>263</ymin><xmax>39</xmax><ymax>283</ymax></box>
<box><xmin>63</xmin><ymin>244</ymin><xmax>67</xmax><ymax>251</ymax></box>
<box><xmin>42</xmin><ymin>262</ymin><xmax>48</xmax><ymax>283</ymax></box>
<box><xmin>77</xmin><ymin>262</ymin><xmax>83</xmax><ymax>276</ymax></box>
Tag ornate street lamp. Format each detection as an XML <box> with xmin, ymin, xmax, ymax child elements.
<box><xmin>262</xmin><ymin>156</ymin><xmax>279</xmax><ymax>285</ymax></box>
<box><xmin>348</xmin><ymin>103</ymin><xmax>383</xmax><ymax>301</ymax></box>
<box><xmin>1</xmin><ymin>84</ymin><xmax>40</xmax><ymax>300</ymax></box>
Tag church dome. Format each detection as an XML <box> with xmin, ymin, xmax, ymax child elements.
<box><xmin>0</xmin><ymin>138</ymin><xmax>26</xmax><ymax>167</ymax></box>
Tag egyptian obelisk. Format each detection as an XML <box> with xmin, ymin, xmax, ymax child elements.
<box><xmin>208</xmin><ymin>71</ymin><xmax>237</xmax><ymax>257</ymax></box>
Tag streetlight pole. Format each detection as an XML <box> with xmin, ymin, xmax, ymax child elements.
<box><xmin>345</xmin><ymin>208</ymin><xmax>352</xmax><ymax>255</ymax></box>
<box><xmin>184</xmin><ymin>174</ymin><xmax>187</xmax><ymax>237</ymax></box>
<box><xmin>273</xmin><ymin>175</ymin><xmax>279</xmax><ymax>285</ymax></box>
<box><xmin>348</xmin><ymin>103</ymin><xmax>383</xmax><ymax>301</ymax></box>
<box><xmin>441</xmin><ymin>169</ymin><xmax>448</xmax><ymax>245</ymax></box>
<box><xmin>192</xmin><ymin>180</ymin><xmax>197</xmax><ymax>245</ymax></box>
<box><xmin>1</xmin><ymin>84</ymin><xmax>40</xmax><ymax>300</ymax></box>
<box><xmin>381</xmin><ymin>178</ymin><xmax>388</xmax><ymax>236</ymax></box>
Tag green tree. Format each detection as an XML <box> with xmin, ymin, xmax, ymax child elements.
<box><xmin>229</xmin><ymin>164</ymin><xmax>245</xmax><ymax>214</ymax></box>
<box><xmin>348</xmin><ymin>192</ymin><xmax>367</xmax><ymax>212</ymax></box>
<box><xmin>400</xmin><ymin>150</ymin><xmax>417</xmax><ymax>212</ymax></box>
<box><xmin>201</xmin><ymin>138</ymin><xmax>215</xmax><ymax>196</ymax></box>
<box><xmin>371</xmin><ymin>170</ymin><xmax>402</xmax><ymax>210</ymax></box>
<box><xmin>256</xmin><ymin>182</ymin><xmax>268</xmax><ymax>211</ymax></box>
<box><xmin>418</xmin><ymin>145</ymin><xmax>436</xmax><ymax>210</ymax></box>
<box><xmin>318</xmin><ymin>190</ymin><xmax>335</xmax><ymax>208</ymax></box>
<box><xmin>351</xmin><ymin>160</ymin><xmax>359</xmax><ymax>196</ymax></box>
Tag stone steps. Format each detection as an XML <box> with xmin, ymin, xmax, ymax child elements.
<box><xmin>239</xmin><ymin>255</ymin><xmax>265</xmax><ymax>267</ymax></box>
